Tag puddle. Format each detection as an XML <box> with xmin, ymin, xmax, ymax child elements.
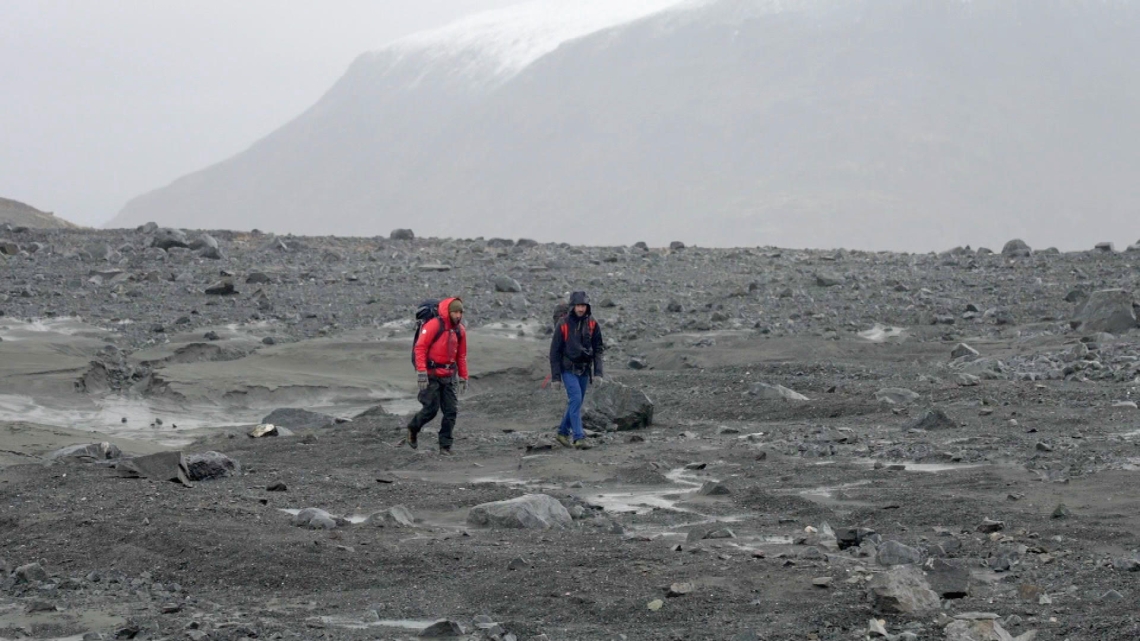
<box><xmin>796</xmin><ymin>480</ymin><xmax>873</xmax><ymax>499</ymax></box>
<box><xmin>858</xmin><ymin>324</ymin><xmax>907</xmax><ymax>342</ymax></box>
<box><xmin>580</xmin><ymin>468</ymin><xmax>707</xmax><ymax>514</ymax></box>
<box><xmin>318</xmin><ymin>615</ymin><xmax>436</xmax><ymax>631</ymax></box>
<box><xmin>0</xmin><ymin>393</ymin><xmax>375</xmax><ymax>446</ymax></box>
<box><xmin>382</xmin><ymin>398</ymin><xmax>423</xmax><ymax>415</ymax></box>
<box><xmin>278</xmin><ymin>508</ymin><xmax>369</xmax><ymax>524</ymax></box>
<box><xmin>854</xmin><ymin>459</ymin><xmax>983</xmax><ymax>473</ymax></box>
<box><xmin>0</xmin><ymin>317</ymin><xmax>112</xmax><ymax>341</ymax></box>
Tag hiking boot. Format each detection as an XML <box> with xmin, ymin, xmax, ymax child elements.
<box><xmin>439</xmin><ymin>447</ymin><xmax>455</xmax><ymax>456</ymax></box>
<box><xmin>555</xmin><ymin>434</ymin><xmax>572</xmax><ymax>448</ymax></box>
<box><xmin>573</xmin><ymin>439</ymin><xmax>593</xmax><ymax>450</ymax></box>
<box><xmin>406</xmin><ymin>427</ymin><xmax>418</xmax><ymax>450</ymax></box>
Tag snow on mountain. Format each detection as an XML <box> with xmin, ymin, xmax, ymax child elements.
<box><xmin>380</xmin><ymin>0</ymin><xmax>693</xmax><ymax>83</ymax></box>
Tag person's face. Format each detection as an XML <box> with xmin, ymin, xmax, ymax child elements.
<box><xmin>449</xmin><ymin>310</ymin><xmax>463</xmax><ymax>325</ymax></box>
<box><xmin>574</xmin><ymin>304</ymin><xmax>588</xmax><ymax>316</ymax></box>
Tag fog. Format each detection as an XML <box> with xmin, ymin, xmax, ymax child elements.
<box><xmin>0</xmin><ymin>0</ymin><xmax>522</xmax><ymax>227</ymax></box>
<box><xmin>6</xmin><ymin>1</ymin><xmax>1140</xmax><ymax>251</ymax></box>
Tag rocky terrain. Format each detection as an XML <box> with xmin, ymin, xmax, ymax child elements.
<box><xmin>2</xmin><ymin>224</ymin><xmax>1140</xmax><ymax>640</ymax></box>
<box><xmin>0</xmin><ymin>199</ymin><xmax>79</xmax><ymax>231</ymax></box>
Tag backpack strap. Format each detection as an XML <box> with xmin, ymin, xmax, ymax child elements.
<box><xmin>424</xmin><ymin>318</ymin><xmax>459</xmax><ymax>371</ymax></box>
<box><xmin>560</xmin><ymin>318</ymin><xmax>596</xmax><ymax>341</ymax></box>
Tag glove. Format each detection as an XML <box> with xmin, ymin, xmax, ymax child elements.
<box><xmin>459</xmin><ymin>378</ymin><xmax>468</xmax><ymax>395</ymax></box>
<box><xmin>417</xmin><ymin>372</ymin><xmax>429</xmax><ymax>391</ymax></box>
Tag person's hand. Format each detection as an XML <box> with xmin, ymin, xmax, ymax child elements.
<box><xmin>417</xmin><ymin>372</ymin><xmax>429</xmax><ymax>391</ymax></box>
<box><xmin>549</xmin><ymin>378</ymin><xmax>562</xmax><ymax>390</ymax></box>
<box><xmin>459</xmin><ymin>378</ymin><xmax>468</xmax><ymax>395</ymax></box>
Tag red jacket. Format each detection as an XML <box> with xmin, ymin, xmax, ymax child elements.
<box><xmin>414</xmin><ymin>297</ymin><xmax>468</xmax><ymax>379</ymax></box>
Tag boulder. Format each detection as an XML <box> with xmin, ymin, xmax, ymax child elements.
<box><xmin>905</xmin><ymin>408</ymin><xmax>957</xmax><ymax>430</ymax></box>
<box><xmin>189</xmin><ymin>234</ymin><xmax>219</xmax><ymax>251</ymax></box>
<box><xmin>925</xmin><ymin>558</ymin><xmax>971</xmax><ymax>599</ymax></box>
<box><xmin>867</xmin><ymin>566</ymin><xmax>940</xmax><ymax>614</ymax></box>
<box><xmin>874</xmin><ymin>388</ymin><xmax>920</xmax><ymax>405</ymax></box>
<box><xmin>1001</xmin><ymin>239</ymin><xmax>1032</xmax><ymax>257</ymax></box>
<box><xmin>877</xmin><ymin>540</ymin><xmax>924</xmax><ymax>566</ymax></box>
<box><xmin>261</xmin><ymin>408</ymin><xmax>336</xmax><ymax>430</ymax></box>
<box><xmin>48</xmin><ymin>442</ymin><xmax>122</xmax><ymax>462</ymax></box>
<box><xmin>467</xmin><ymin>494</ymin><xmax>572</xmax><ymax>529</ymax></box>
<box><xmin>204</xmin><ymin>279</ymin><xmax>236</xmax><ymax>295</ymax></box>
<box><xmin>292</xmin><ymin>507</ymin><xmax>337</xmax><ymax>530</ymax></box>
<box><xmin>365</xmin><ymin>506</ymin><xmax>416</xmax><ymax>528</ymax></box>
<box><xmin>419</xmin><ymin>620</ymin><xmax>464</xmax><ymax>637</ymax></box>
<box><xmin>951</xmin><ymin>343</ymin><xmax>980</xmax><ymax>360</ymax></box>
<box><xmin>184</xmin><ymin>451</ymin><xmax>241</xmax><ymax>481</ymax></box>
<box><xmin>582</xmin><ymin>380</ymin><xmax>654</xmax><ymax>431</ymax></box>
<box><xmin>151</xmin><ymin>228</ymin><xmax>190</xmax><ymax>250</ymax></box>
<box><xmin>944</xmin><ymin>614</ymin><xmax>1017</xmax><ymax>641</ymax></box>
<box><xmin>749</xmin><ymin>382</ymin><xmax>809</xmax><ymax>401</ymax></box>
<box><xmin>1072</xmin><ymin>289</ymin><xmax>1136</xmax><ymax>334</ymax></box>
<box><xmin>390</xmin><ymin>228</ymin><xmax>415</xmax><ymax>240</ymax></box>
<box><xmin>14</xmin><ymin>562</ymin><xmax>48</xmax><ymax>584</ymax></box>
<box><xmin>116</xmin><ymin>451</ymin><xmax>192</xmax><ymax>486</ymax></box>
<box><xmin>492</xmin><ymin>275</ymin><xmax>522</xmax><ymax>293</ymax></box>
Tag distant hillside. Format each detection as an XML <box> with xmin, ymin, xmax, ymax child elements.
<box><xmin>0</xmin><ymin>197</ymin><xmax>79</xmax><ymax>229</ymax></box>
<box><xmin>111</xmin><ymin>0</ymin><xmax>1140</xmax><ymax>251</ymax></box>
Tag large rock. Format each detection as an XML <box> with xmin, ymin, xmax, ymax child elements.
<box><xmin>184</xmin><ymin>451</ymin><xmax>241</xmax><ymax>481</ymax></box>
<box><xmin>261</xmin><ymin>408</ymin><xmax>336</xmax><ymax>430</ymax></box>
<box><xmin>867</xmin><ymin>566</ymin><xmax>940</xmax><ymax>614</ymax></box>
<box><xmin>466</xmin><ymin>494</ymin><xmax>572</xmax><ymax>529</ymax></box>
<box><xmin>115</xmin><ymin>452</ymin><xmax>192</xmax><ymax>486</ymax></box>
<box><xmin>748</xmin><ymin>382</ymin><xmax>809</xmax><ymax>401</ymax></box>
<box><xmin>365</xmin><ymin>506</ymin><xmax>416</xmax><ymax>528</ymax></box>
<box><xmin>48</xmin><ymin>442</ymin><xmax>122</xmax><ymax>462</ymax></box>
<box><xmin>582</xmin><ymin>380</ymin><xmax>654</xmax><ymax>431</ymax></box>
<box><xmin>151</xmin><ymin>228</ymin><xmax>190</xmax><ymax>250</ymax></box>
<box><xmin>904</xmin><ymin>408</ymin><xmax>957</xmax><ymax>431</ymax></box>
<box><xmin>1001</xmin><ymin>239</ymin><xmax>1032</xmax><ymax>257</ymax></box>
<box><xmin>925</xmin><ymin>558</ymin><xmax>971</xmax><ymax>599</ymax></box>
<box><xmin>944</xmin><ymin>614</ymin><xmax>1018</xmax><ymax>641</ymax></box>
<box><xmin>292</xmin><ymin>507</ymin><xmax>337</xmax><ymax>530</ymax></box>
<box><xmin>492</xmin><ymin>275</ymin><xmax>522</xmax><ymax>293</ymax></box>
<box><xmin>874</xmin><ymin>388</ymin><xmax>920</xmax><ymax>405</ymax></box>
<box><xmin>876</xmin><ymin>540</ymin><xmax>924</xmax><ymax>566</ymax></box>
<box><xmin>1071</xmin><ymin>289</ymin><xmax>1136</xmax><ymax>334</ymax></box>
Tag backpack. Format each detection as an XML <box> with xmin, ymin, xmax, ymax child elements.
<box><xmin>552</xmin><ymin>302</ymin><xmax>597</xmax><ymax>343</ymax></box>
<box><xmin>411</xmin><ymin>299</ymin><xmax>457</xmax><ymax>366</ymax></box>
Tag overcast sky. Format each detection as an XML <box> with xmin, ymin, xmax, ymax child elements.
<box><xmin>0</xmin><ymin>0</ymin><xmax>523</xmax><ymax>226</ymax></box>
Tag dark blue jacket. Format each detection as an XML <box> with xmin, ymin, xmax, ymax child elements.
<box><xmin>550</xmin><ymin>291</ymin><xmax>604</xmax><ymax>379</ymax></box>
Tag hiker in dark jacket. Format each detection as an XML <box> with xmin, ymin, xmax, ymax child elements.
<box><xmin>549</xmin><ymin>291</ymin><xmax>604</xmax><ymax>449</ymax></box>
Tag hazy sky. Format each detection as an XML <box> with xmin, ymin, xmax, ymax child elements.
<box><xmin>0</xmin><ymin>0</ymin><xmax>522</xmax><ymax>226</ymax></box>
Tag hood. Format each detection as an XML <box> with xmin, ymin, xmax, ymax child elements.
<box><xmin>568</xmin><ymin>291</ymin><xmax>592</xmax><ymax>318</ymax></box>
<box><xmin>437</xmin><ymin>297</ymin><xmax>463</xmax><ymax>328</ymax></box>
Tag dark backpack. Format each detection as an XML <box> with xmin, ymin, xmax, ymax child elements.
<box><xmin>411</xmin><ymin>299</ymin><xmax>455</xmax><ymax>366</ymax></box>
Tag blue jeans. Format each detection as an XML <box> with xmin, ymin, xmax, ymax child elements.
<box><xmin>558</xmin><ymin>371</ymin><xmax>590</xmax><ymax>441</ymax></box>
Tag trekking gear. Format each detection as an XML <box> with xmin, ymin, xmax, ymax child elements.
<box><xmin>407</xmin><ymin>426</ymin><xmax>418</xmax><ymax>449</ymax></box>
<box><xmin>555</xmin><ymin>434</ymin><xmax>572</xmax><ymax>448</ymax></box>
<box><xmin>573</xmin><ymin>439</ymin><xmax>592</xmax><ymax>450</ymax></box>
<box><xmin>412</xmin><ymin>299</ymin><xmax>459</xmax><ymax>368</ymax></box>
<box><xmin>459</xmin><ymin>378</ymin><xmax>468</xmax><ymax>395</ymax></box>
<box><xmin>439</xmin><ymin>447</ymin><xmax>454</xmax><ymax>456</ymax></box>
<box><xmin>417</xmin><ymin>372</ymin><xmax>429</xmax><ymax>391</ymax></box>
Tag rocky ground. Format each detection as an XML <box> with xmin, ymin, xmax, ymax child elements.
<box><xmin>2</xmin><ymin>223</ymin><xmax>1140</xmax><ymax>640</ymax></box>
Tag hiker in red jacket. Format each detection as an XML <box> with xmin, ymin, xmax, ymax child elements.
<box><xmin>408</xmin><ymin>298</ymin><xmax>468</xmax><ymax>455</ymax></box>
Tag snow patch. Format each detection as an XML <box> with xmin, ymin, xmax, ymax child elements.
<box><xmin>379</xmin><ymin>0</ymin><xmax>694</xmax><ymax>82</ymax></box>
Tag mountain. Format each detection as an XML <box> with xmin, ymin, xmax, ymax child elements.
<box><xmin>1</xmin><ymin>197</ymin><xmax>79</xmax><ymax>229</ymax></box>
<box><xmin>110</xmin><ymin>0</ymin><xmax>1140</xmax><ymax>251</ymax></box>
